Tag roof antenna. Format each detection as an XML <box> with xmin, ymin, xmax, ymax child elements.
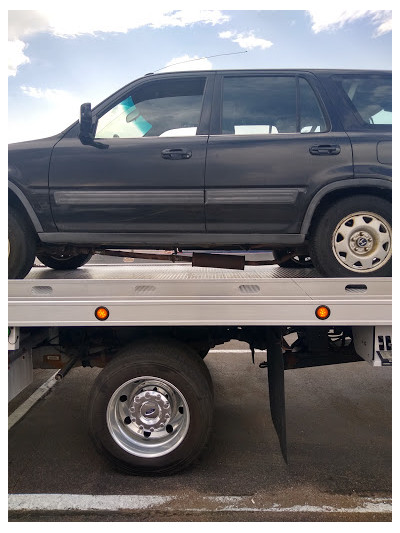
<box><xmin>152</xmin><ymin>50</ymin><xmax>248</xmax><ymax>73</ymax></box>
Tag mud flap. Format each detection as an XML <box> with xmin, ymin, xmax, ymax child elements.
<box><xmin>266</xmin><ymin>327</ymin><xmax>287</xmax><ymax>463</ymax></box>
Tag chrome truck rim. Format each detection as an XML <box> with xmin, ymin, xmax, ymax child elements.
<box><xmin>332</xmin><ymin>211</ymin><xmax>391</xmax><ymax>273</ymax></box>
<box><xmin>107</xmin><ymin>376</ymin><xmax>190</xmax><ymax>458</ymax></box>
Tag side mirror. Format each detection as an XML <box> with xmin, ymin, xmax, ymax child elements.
<box><xmin>79</xmin><ymin>103</ymin><xmax>94</xmax><ymax>140</ymax></box>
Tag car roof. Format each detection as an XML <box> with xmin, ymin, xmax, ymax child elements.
<box><xmin>144</xmin><ymin>68</ymin><xmax>391</xmax><ymax>77</ymax></box>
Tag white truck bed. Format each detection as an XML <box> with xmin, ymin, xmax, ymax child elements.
<box><xmin>8</xmin><ymin>264</ymin><xmax>391</xmax><ymax>327</ymax></box>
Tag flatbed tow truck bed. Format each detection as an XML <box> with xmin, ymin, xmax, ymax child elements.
<box><xmin>8</xmin><ymin>264</ymin><xmax>392</xmax><ymax>474</ymax></box>
<box><xmin>8</xmin><ymin>264</ymin><xmax>391</xmax><ymax>326</ymax></box>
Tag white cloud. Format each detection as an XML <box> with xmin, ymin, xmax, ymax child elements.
<box><xmin>8</xmin><ymin>40</ymin><xmax>30</xmax><ymax>77</ymax></box>
<box><xmin>9</xmin><ymin>9</ymin><xmax>229</xmax><ymax>39</ymax></box>
<box><xmin>307</xmin><ymin>10</ymin><xmax>392</xmax><ymax>36</ymax></box>
<box><xmin>8</xmin><ymin>10</ymin><xmax>49</xmax><ymax>40</ymax></box>
<box><xmin>9</xmin><ymin>86</ymin><xmax>83</xmax><ymax>142</ymax></box>
<box><xmin>20</xmin><ymin>86</ymin><xmax>71</xmax><ymax>100</ymax></box>
<box><xmin>219</xmin><ymin>30</ymin><xmax>273</xmax><ymax>50</ymax></box>
<box><xmin>219</xmin><ymin>30</ymin><xmax>234</xmax><ymax>39</ymax></box>
<box><xmin>370</xmin><ymin>11</ymin><xmax>392</xmax><ymax>37</ymax></box>
<box><xmin>8</xmin><ymin>9</ymin><xmax>229</xmax><ymax>76</ymax></box>
<box><xmin>161</xmin><ymin>55</ymin><xmax>213</xmax><ymax>72</ymax></box>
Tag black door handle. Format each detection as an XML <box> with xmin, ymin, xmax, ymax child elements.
<box><xmin>309</xmin><ymin>144</ymin><xmax>341</xmax><ymax>156</ymax></box>
<box><xmin>161</xmin><ymin>148</ymin><xmax>192</xmax><ymax>160</ymax></box>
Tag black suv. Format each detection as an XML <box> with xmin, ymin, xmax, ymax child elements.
<box><xmin>8</xmin><ymin>69</ymin><xmax>392</xmax><ymax>278</ymax></box>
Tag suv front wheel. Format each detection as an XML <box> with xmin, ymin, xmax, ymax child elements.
<box><xmin>8</xmin><ymin>206</ymin><xmax>36</xmax><ymax>279</ymax></box>
<box><xmin>309</xmin><ymin>195</ymin><xmax>392</xmax><ymax>277</ymax></box>
<box><xmin>36</xmin><ymin>251</ymin><xmax>93</xmax><ymax>270</ymax></box>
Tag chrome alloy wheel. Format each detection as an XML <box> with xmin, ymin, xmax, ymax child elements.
<box><xmin>332</xmin><ymin>211</ymin><xmax>391</xmax><ymax>273</ymax></box>
<box><xmin>106</xmin><ymin>376</ymin><xmax>190</xmax><ymax>458</ymax></box>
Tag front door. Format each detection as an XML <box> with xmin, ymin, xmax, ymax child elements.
<box><xmin>49</xmin><ymin>75</ymin><xmax>211</xmax><ymax>234</ymax></box>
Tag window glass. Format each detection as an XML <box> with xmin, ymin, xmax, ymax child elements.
<box><xmin>334</xmin><ymin>75</ymin><xmax>392</xmax><ymax>125</ymax></box>
<box><xmin>299</xmin><ymin>78</ymin><xmax>327</xmax><ymax>133</ymax></box>
<box><xmin>96</xmin><ymin>78</ymin><xmax>206</xmax><ymax>138</ymax></box>
<box><xmin>222</xmin><ymin>76</ymin><xmax>297</xmax><ymax>134</ymax></box>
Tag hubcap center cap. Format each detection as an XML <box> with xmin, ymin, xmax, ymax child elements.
<box><xmin>129</xmin><ymin>390</ymin><xmax>171</xmax><ymax>430</ymax></box>
<box><xmin>350</xmin><ymin>230</ymin><xmax>374</xmax><ymax>255</ymax></box>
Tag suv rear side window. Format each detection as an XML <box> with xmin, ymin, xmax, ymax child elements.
<box><xmin>334</xmin><ymin>75</ymin><xmax>392</xmax><ymax>126</ymax></box>
<box><xmin>96</xmin><ymin>77</ymin><xmax>206</xmax><ymax>138</ymax></box>
<box><xmin>221</xmin><ymin>76</ymin><xmax>327</xmax><ymax>134</ymax></box>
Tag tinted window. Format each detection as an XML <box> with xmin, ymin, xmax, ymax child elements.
<box><xmin>222</xmin><ymin>76</ymin><xmax>327</xmax><ymax>134</ymax></box>
<box><xmin>96</xmin><ymin>78</ymin><xmax>206</xmax><ymax>138</ymax></box>
<box><xmin>299</xmin><ymin>77</ymin><xmax>327</xmax><ymax>133</ymax></box>
<box><xmin>334</xmin><ymin>75</ymin><xmax>392</xmax><ymax>125</ymax></box>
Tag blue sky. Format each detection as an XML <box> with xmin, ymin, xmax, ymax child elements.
<box><xmin>8</xmin><ymin>4</ymin><xmax>392</xmax><ymax>143</ymax></box>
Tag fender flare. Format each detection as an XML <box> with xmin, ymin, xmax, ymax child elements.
<box><xmin>300</xmin><ymin>178</ymin><xmax>392</xmax><ymax>235</ymax></box>
<box><xmin>8</xmin><ymin>181</ymin><xmax>43</xmax><ymax>232</ymax></box>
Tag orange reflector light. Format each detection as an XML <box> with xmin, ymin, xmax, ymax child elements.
<box><xmin>95</xmin><ymin>306</ymin><xmax>109</xmax><ymax>321</ymax></box>
<box><xmin>315</xmin><ymin>305</ymin><xmax>330</xmax><ymax>320</ymax></box>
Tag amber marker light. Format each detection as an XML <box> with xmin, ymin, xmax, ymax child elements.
<box><xmin>315</xmin><ymin>305</ymin><xmax>330</xmax><ymax>320</ymax></box>
<box><xmin>95</xmin><ymin>306</ymin><xmax>109</xmax><ymax>321</ymax></box>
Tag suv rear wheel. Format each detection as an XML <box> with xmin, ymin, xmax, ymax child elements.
<box><xmin>310</xmin><ymin>195</ymin><xmax>392</xmax><ymax>277</ymax></box>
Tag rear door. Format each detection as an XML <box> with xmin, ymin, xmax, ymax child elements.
<box><xmin>205</xmin><ymin>72</ymin><xmax>353</xmax><ymax>234</ymax></box>
<box><xmin>49</xmin><ymin>74</ymin><xmax>213</xmax><ymax>234</ymax></box>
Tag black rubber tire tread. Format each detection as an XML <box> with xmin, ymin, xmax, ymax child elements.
<box><xmin>88</xmin><ymin>338</ymin><xmax>214</xmax><ymax>476</ymax></box>
<box><xmin>309</xmin><ymin>195</ymin><xmax>392</xmax><ymax>277</ymax></box>
<box><xmin>8</xmin><ymin>206</ymin><xmax>36</xmax><ymax>279</ymax></box>
<box><xmin>273</xmin><ymin>249</ymin><xmax>313</xmax><ymax>268</ymax></box>
<box><xmin>36</xmin><ymin>252</ymin><xmax>93</xmax><ymax>270</ymax></box>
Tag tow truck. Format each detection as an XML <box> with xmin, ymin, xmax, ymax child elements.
<box><xmin>8</xmin><ymin>260</ymin><xmax>391</xmax><ymax>475</ymax></box>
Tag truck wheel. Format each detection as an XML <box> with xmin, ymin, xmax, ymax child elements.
<box><xmin>309</xmin><ymin>196</ymin><xmax>392</xmax><ymax>277</ymax></box>
<box><xmin>88</xmin><ymin>339</ymin><xmax>213</xmax><ymax>475</ymax></box>
<box><xmin>36</xmin><ymin>251</ymin><xmax>93</xmax><ymax>270</ymax></box>
<box><xmin>8</xmin><ymin>206</ymin><xmax>36</xmax><ymax>279</ymax></box>
<box><xmin>273</xmin><ymin>249</ymin><xmax>313</xmax><ymax>268</ymax></box>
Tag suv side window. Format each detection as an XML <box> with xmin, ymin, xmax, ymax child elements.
<box><xmin>333</xmin><ymin>75</ymin><xmax>392</xmax><ymax>126</ymax></box>
<box><xmin>96</xmin><ymin>77</ymin><xmax>206</xmax><ymax>139</ymax></box>
<box><xmin>221</xmin><ymin>76</ymin><xmax>327</xmax><ymax>135</ymax></box>
<box><xmin>299</xmin><ymin>77</ymin><xmax>327</xmax><ymax>133</ymax></box>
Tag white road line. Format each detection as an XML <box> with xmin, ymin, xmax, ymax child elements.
<box><xmin>8</xmin><ymin>494</ymin><xmax>392</xmax><ymax>514</ymax></box>
<box><xmin>8</xmin><ymin>371</ymin><xmax>59</xmax><ymax>430</ymax></box>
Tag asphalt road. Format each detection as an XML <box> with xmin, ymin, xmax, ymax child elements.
<box><xmin>8</xmin><ymin>341</ymin><xmax>391</xmax><ymax>522</ymax></box>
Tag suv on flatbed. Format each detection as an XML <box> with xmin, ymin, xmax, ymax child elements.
<box><xmin>8</xmin><ymin>69</ymin><xmax>392</xmax><ymax>279</ymax></box>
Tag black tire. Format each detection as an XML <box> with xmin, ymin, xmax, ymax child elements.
<box><xmin>88</xmin><ymin>338</ymin><xmax>214</xmax><ymax>475</ymax></box>
<box><xmin>273</xmin><ymin>249</ymin><xmax>313</xmax><ymax>268</ymax></box>
<box><xmin>309</xmin><ymin>195</ymin><xmax>392</xmax><ymax>277</ymax></box>
<box><xmin>36</xmin><ymin>251</ymin><xmax>93</xmax><ymax>270</ymax></box>
<box><xmin>8</xmin><ymin>206</ymin><xmax>36</xmax><ymax>279</ymax></box>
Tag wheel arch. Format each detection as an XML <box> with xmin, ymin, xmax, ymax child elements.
<box><xmin>301</xmin><ymin>179</ymin><xmax>392</xmax><ymax>236</ymax></box>
<box><xmin>8</xmin><ymin>181</ymin><xmax>43</xmax><ymax>233</ymax></box>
